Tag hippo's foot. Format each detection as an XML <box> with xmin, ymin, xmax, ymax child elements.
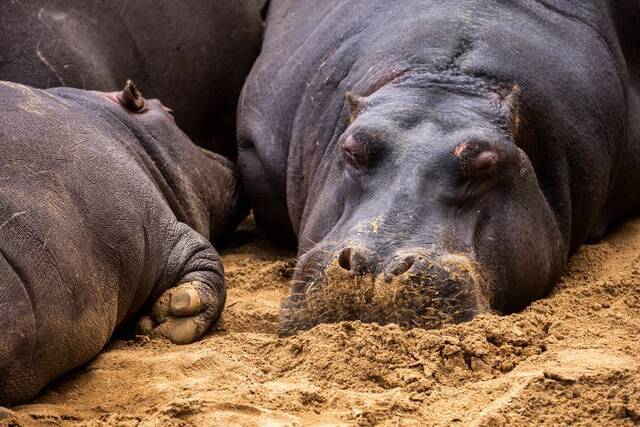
<box><xmin>0</xmin><ymin>406</ymin><xmax>14</xmax><ymax>421</ymax></box>
<box><xmin>136</xmin><ymin>281</ymin><xmax>218</xmax><ymax>344</ymax></box>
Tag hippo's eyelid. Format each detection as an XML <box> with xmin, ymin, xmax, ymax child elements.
<box><xmin>341</xmin><ymin>134</ymin><xmax>368</xmax><ymax>168</ymax></box>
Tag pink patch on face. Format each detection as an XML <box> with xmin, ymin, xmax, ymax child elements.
<box><xmin>454</xmin><ymin>141</ymin><xmax>470</xmax><ymax>158</ymax></box>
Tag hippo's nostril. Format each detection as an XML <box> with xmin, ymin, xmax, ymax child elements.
<box><xmin>337</xmin><ymin>246</ymin><xmax>372</xmax><ymax>275</ymax></box>
<box><xmin>338</xmin><ymin>247</ymin><xmax>352</xmax><ymax>271</ymax></box>
<box><xmin>384</xmin><ymin>255</ymin><xmax>416</xmax><ymax>281</ymax></box>
<box><xmin>393</xmin><ymin>256</ymin><xmax>415</xmax><ymax>275</ymax></box>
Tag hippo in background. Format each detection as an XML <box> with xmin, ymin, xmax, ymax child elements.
<box><xmin>237</xmin><ymin>0</ymin><xmax>640</xmax><ymax>334</ymax></box>
<box><xmin>0</xmin><ymin>80</ymin><xmax>247</xmax><ymax>406</ymax></box>
<box><xmin>0</xmin><ymin>0</ymin><xmax>264</xmax><ymax>156</ymax></box>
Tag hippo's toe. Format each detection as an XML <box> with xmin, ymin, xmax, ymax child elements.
<box><xmin>137</xmin><ymin>281</ymin><xmax>219</xmax><ymax>345</ymax></box>
<box><xmin>0</xmin><ymin>406</ymin><xmax>14</xmax><ymax>420</ymax></box>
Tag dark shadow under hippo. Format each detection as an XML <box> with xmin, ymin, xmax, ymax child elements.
<box><xmin>0</xmin><ymin>81</ymin><xmax>246</xmax><ymax>406</ymax></box>
<box><xmin>237</xmin><ymin>0</ymin><xmax>640</xmax><ymax>335</ymax></box>
<box><xmin>0</xmin><ymin>0</ymin><xmax>264</xmax><ymax>155</ymax></box>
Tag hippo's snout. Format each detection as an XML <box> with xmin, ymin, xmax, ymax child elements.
<box><xmin>279</xmin><ymin>247</ymin><xmax>491</xmax><ymax>336</ymax></box>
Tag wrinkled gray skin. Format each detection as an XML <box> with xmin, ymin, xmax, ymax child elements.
<box><xmin>0</xmin><ymin>81</ymin><xmax>246</xmax><ymax>406</ymax></box>
<box><xmin>0</xmin><ymin>0</ymin><xmax>264</xmax><ymax>156</ymax></box>
<box><xmin>237</xmin><ymin>0</ymin><xmax>640</xmax><ymax>334</ymax></box>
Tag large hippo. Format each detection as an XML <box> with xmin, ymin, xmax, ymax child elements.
<box><xmin>237</xmin><ymin>0</ymin><xmax>640</xmax><ymax>334</ymax></box>
<box><xmin>0</xmin><ymin>0</ymin><xmax>264</xmax><ymax>155</ymax></box>
<box><xmin>0</xmin><ymin>80</ymin><xmax>246</xmax><ymax>406</ymax></box>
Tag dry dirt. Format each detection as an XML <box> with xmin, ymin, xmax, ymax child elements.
<box><xmin>5</xmin><ymin>218</ymin><xmax>640</xmax><ymax>426</ymax></box>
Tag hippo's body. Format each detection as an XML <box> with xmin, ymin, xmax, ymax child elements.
<box><xmin>237</xmin><ymin>0</ymin><xmax>640</xmax><ymax>334</ymax></box>
<box><xmin>0</xmin><ymin>81</ymin><xmax>245</xmax><ymax>405</ymax></box>
<box><xmin>0</xmin><ymin>0</ymin><xmax>264</xmax><ymax>155</ymax></box>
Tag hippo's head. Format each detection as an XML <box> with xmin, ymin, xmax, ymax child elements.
<box><xmin>280</xmin><ymin>73</ymin><xmax>565</xmax><ymax>335</ymax></box>
<box><xmin>50</xmin><ymin>80</ymin><xmax>246</xmax><ymax>241</ymax></box>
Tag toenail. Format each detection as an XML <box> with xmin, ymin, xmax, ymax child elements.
<box><xmin>170</xmin><ymin>287</ymin><xmax>202</xmax><ymax>316</ymax></box>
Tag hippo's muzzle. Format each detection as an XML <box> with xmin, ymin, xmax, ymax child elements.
<box><xmin>279</xmin><ymin>245</ymin><xmax>492</xmax><ymax>336</ymax></box>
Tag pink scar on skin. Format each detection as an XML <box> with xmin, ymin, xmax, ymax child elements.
<box><xmin>454</xmin><ymin>141</ymin><xmax>470</xmax><ymax>157</ymax></box>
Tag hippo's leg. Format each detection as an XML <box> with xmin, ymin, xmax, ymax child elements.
<box><xmin>137</xmin><ymin>223</ymin><xmax>226</xmax><ymax>345</ymax></box>
<box><xmin>0</xmin><ymin>252</ymin><xmax>37</xmax><ymax>405</ymax></box>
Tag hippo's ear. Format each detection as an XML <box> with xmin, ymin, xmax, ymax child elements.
<box><xmin>495</xmin><ymin>84</ymin><xmax>522</xmax><ymax>137</ymax></box>
<box><xmin>346</xmin><ymin>91</ymin><xmax>366</xmax><ymax>124</ymax></box>
<box><xmin>116</xmin><ymin>80</ymin><xmax>148</xmax><ymax>113</ymax></box>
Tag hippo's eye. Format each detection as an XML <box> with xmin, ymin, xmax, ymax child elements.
<box><xmin>454</xmin><ymin>140</ymin><xmax>501</xmax><ymax>180</ymax></box>
<box><xmin>238</xmin><ymin>138</ymin><xmax>255</xmax><ymax>150</ymax></box>
<box><xmin>342</xmin><ymin>135</ymin><xmax>369</xmax><ymax>168</ymax></box>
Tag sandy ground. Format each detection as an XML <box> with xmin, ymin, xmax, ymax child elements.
<box><xmin>5</xmin><ymin>218</ymin><xmax>640</xmax><ymax>426</ymax></box>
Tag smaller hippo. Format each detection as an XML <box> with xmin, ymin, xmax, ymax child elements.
<box><xmin>0</xmin><ymin>80</ymin><xmax>246</xmax><ymax>406</ymax></box>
